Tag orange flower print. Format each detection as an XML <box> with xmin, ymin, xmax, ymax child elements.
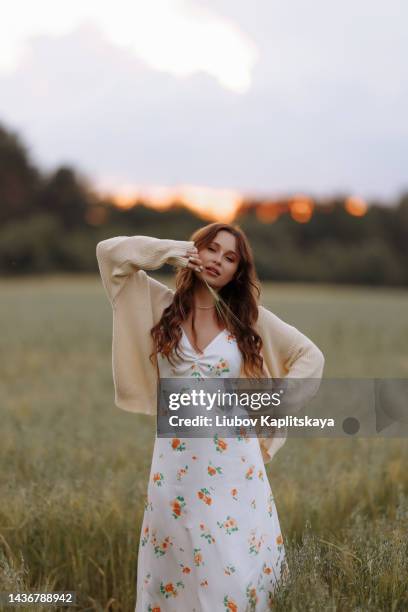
<box><xmin>207</xmin><ymin>461</ymin><xmax>223</xmax><ymax>476</ymax></box>
<box><xmin>230</xmin><ymin>488</ymin><xmax>238</xmax><ymax>500</ymax></box>
<box><xmin>276</xmin><ymin>533</ymin><xmax>283</xmax><ymax>546</ymax></box>
<box><xmin>150</xmin><ymin>531</ymin><xmax>173</xmax><ymax>557</ymax></box>
<box><xmin>159</xmin><ymin>580</ymin><xmax>185</xmax><ymax>598</ymax></box>
<box><xmin>206</xmin><ymin>357</ymin><xmax>230</xmax><ymax>376</ymax></box>
<box><xmin>237</xmin><ymin>426</ymin><xmax>250</xmax><ymax>442</ymax></box>
<box><xmin>191</xmin><ymin>363</ymin><xmax>203</xmax><ymax>378</ymax></box>
<box><xmin>199</xmin><ymin>523</ymin><xmax>216</xmax><ymax>544</ymax></box>
<box><xmin>217</xmin><ymin>515</ymin><xmax>238</xmax><ymax>535</ymax></box>
<box><xmin>200</xmin><ymin>579</ymin><xmax>208</xmax><ymax>587</ymax></box>
<box><xmin>152</xmin><ymin>472</ymin><xmax>164</xmax><ymax>486</ymax></box>
<box><xmin>147</xmin><ymin>606</ymin><xmax>160</xmax><ymax>612</ymax></box>
<box><xmin>170</xmin><ymin>495</ymin><xmax>186</xmax><ymax>519</ymax></box>
<box><xmin>192</xmin><ymin>455</ymin><xmax>198</xmax><ymax>460</ymax></box>
<box><xmin>246</xmin><ymin>583</ymin><xmax>258</xmax><ymax>608</ymax></box>
<box><xmin>141</xmin><ymin>525</ymin><xmax>149</xmax><ymax>546</ymax></box>
<box><xmin>267</xmin><ymin>491</ymin><xmax>274</xmax><ymax>516</ymax></box>
<box><xmin>193</xmin><ymin>547</ymin><xmax>204</xmax><ymax>566</ymax></box>
<box><xmin>262</xmin><ymin>562</ymin><xmax>272</xmax><ymax>575</ymax></box>
<box><xmin>171</xmin><ymin>438</ymin><xmax>186</xmax><ymax>451</ymax></box>
<box><xmin>213</xmin><ymin>433</ymin><xmax>228</xmax><ymax>453</ymax></box>
<box><xmin>223</xmin><ymin>595</ymin><xmax>238</xmax><ymax>611</ymax></box>
<box><xmin>176</xmin><ymin>465</ymin><xmax>189</xmax><ymax>481</ymax></box>
<box><xmin>245</xmin><ymin>465</ymin><xmax>255</xmax><ymax>480</ymax></box>
<box><xmin>180</xmin><ymin>564</ymin><xmax>191</xmax><ymax>574</ymax></box>
<box><xmin>226</xmin><ymin>333</ymin><xmax>236</xmax><ymax>343</ymax></box>
<box><xmin>143</xmin><ymin>572</ymin><xmax>152</xmax><ymax>585</ymax></box>
<box><xmin>197</xmin><ymin>487</ymin><xmax>213</xmax><ymax>505</ymax></box>
<box><xmin>248</xmin><ymin>528</ymin><xmax>265</xmax><ymax>555</ymax></box>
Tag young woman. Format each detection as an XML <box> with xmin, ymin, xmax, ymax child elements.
<box><xmin>96</xmin><ymin>222</ymin><xmax>325</xmax><ymax>611</ymax></box>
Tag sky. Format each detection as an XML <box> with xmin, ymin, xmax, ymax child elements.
<box><xmin>0</xmin><ymin>0</ymin><xmax>407</xmax><ymax>210</ymax></box>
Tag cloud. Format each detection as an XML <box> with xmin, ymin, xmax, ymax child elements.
<box><xmin>0</xmin><ymin>0</ymin><xmax>407</xmax><ymax>199</ymax></box>
<box><xmin>0</xmin><ymin>0</ymin><xmax>258</xmax><ymax>93</ymax></box>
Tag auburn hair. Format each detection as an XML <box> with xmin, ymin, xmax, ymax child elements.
<box><xmin>149</xmin><ymin>222</ymin><xmax>265</xmax><ymax>378</ymax></box>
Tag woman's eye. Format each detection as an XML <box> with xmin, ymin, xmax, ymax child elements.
<box><xmin>208</xmin><ymin>247</ymin><xmax>215</xmax><ymax>251</ymax></box>
<box><xmin>227</xmin><ymin>257</ymin><xmax>234</xmax><ymax>262</ymax></box>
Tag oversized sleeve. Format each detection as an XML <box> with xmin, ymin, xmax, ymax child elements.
<box><xmin>96</xmin><ymin>235</ymin><xmax>195</xmax><ymax>306</ymax></box>
<box><xmin>257</xmin><ymin>306</ymin><xmax>325</xmax><ymax>463</ymax></box>
<box><xmin>279</xmin><ymin>325</ymin><xmax>325</xmax><ymax>418</ymax></box>
<box><xmin>283</xmin><ymin>325</ymin><xmax>325</xmax><ymax>379</ymax></box>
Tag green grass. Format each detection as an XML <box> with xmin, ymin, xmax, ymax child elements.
<box><xmin>0</xmin><ymin>275</ymin><xmax>407</xmax><ymax>611</ymax></box>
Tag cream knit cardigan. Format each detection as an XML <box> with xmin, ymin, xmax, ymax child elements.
<box><xmin>96</xmin><ymin>235</ymin><xmax>325</xmax><ymax>464</ymax></box>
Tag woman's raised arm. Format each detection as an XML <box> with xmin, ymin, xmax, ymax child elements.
<box><xmin>96</xmin><ymin>235</ymin><xmax>195</xmax><ymax>305</ymax></box>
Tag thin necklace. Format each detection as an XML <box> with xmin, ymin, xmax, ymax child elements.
<box><xmin>196</xmin><ymin>304</ymin><xmax>216</xmax><ymax>309</ymax></box>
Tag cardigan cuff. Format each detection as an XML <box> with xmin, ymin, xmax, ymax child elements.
<box><xmin>165</xmin><ymin>240</ymin><xmax>195</xmax><ymax>269</ymax></box>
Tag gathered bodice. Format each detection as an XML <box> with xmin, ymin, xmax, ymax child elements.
<box><xmin>157</xmin><ymin>326</ymin><xmax>243</xmax><ymax>379</ymax></box>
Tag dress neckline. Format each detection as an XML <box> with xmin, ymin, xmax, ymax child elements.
<box><xmin>180</xmin><ymin>326</ymin><xmax>227</xmax><ymax>356</ymax></box>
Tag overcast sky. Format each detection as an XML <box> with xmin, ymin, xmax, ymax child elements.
<box><xmin>0</xmin><ymin>0</ymin><xmax>407</xmax><ymax>204</ymax></box>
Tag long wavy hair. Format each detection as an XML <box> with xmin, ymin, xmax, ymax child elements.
<box><xmin>149</xmin><ymin>222</ymin><xmax>265</xmax><ymax>378</ymax></box>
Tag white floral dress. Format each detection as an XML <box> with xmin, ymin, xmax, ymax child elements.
<box><xmin>135</xmin><ymin>327</ymin><xmax>288</xmax><ymax>612</ymax></box>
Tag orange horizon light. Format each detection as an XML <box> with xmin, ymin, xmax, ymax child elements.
<box><xmin>344</xmin><ymin>196</ymin><xmax>368</xmax><ymax>216</ymax></box>
<box><xmin>97</xmin><ymin>183</ymin><xmax>371</xmax><ymax>224</ymax></box>
<box><xmin>289</xmin><ymin>196</ymin><xmax>314</xmax><ymax>223</ymax></box>
<box><xmin>97</xmin><ymin>184</ymin><xmax>243</xmax><ymax>222</ymax></box>
<box><xmin>255</xmin><ymin>202</ymin><xmax>281</xmax><ymax>223</ymax></box>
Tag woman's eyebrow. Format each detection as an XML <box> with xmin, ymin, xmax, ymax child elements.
<box><xmin>210</xmin><ymin>241</ymin><xmax>238</xmax><ymax>256</ymax></box>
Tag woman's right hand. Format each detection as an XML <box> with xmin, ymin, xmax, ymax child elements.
<box><xmin>182</xmin><ymin>246</ymin><xmax>204</xmax><ymax>273</ymax></box>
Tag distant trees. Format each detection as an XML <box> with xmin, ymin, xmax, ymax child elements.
<box><xmin>236</xmin><ymin>199</ymin><xmax>408</xmax><ymax>285</ymax></box>
<box><xmin>0</xmin><ymin>122</ymin><xmax>97</xmax><ymax>273</ymax></box>
<box><xmin>0</xmin><ymin>120</ymin><xmax>407</xmax><ymax>285</ymax></box>
<box><xmin>39</xmin><ymin>167</ymin><xmax>90</xmax><ymax>230</ymax></box>
<box><xmin>0</xmin><ymin>124</ymin><xmax>41</xmax><ymax>224</ymax></box>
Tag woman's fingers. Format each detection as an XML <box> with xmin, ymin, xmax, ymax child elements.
<box><xmin>187</xmin><ymin>255</ymin><xmax>202</xmax><ymax>266</ymax></box>
<box><xmin>181</xmin><ymin>253</ymin><xmax>200</xmax><ymax>263</ymax></box>
<box><xmin>181</xmin><ymin>247</ymin><xmax>203</xmax><ymax>271</ymax></box>
<box><xmin>183</xmin><ymin>252</ymin><xmax>203</xmax><ymax>272</ymax></box>
<box><xmin>189</xmin><ymin>258</ymin><xmax>204</xmax><ymax>271</ymax></box>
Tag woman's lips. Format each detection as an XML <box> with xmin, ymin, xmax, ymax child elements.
<box><xmin>205</xmin><ymin>267</ymin><xmax>220</xmax><ymax>277</ymax></box>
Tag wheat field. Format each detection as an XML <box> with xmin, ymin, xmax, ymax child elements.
<box><xmin>1</xmin><ymin>275</ymin><xmax>407</xmax><ymax>611</ymax></box>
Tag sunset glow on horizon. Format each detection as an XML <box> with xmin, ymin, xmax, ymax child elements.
<box><xmin>95</xmin><ymin>182</ymin><xmax>369</xmax><ymax>224</ymax></box>
<box><xmin>97</xmin><ymin>183</ymin><xmax>244</xmax><ymax>222</ymax></box>
<box><xmin>345</xmin><ymin>196</ymin><xmax>368</xmax><ymax>217</ymax></box>
<box><xmin>289</xmin><ymin>195</ymin><xmax>315</xmax><ymax>223</ymax></box>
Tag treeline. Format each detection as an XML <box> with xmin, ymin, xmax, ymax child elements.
<box><xmin>0</xmin><ymin>121</ymin><xmax>407</xmax><ymax>285</ymax></box>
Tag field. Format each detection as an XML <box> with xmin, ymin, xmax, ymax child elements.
<box><xmin>1</xmin><ymin>275</ymin><xmax>407</xmax><ymax>611</ymax></box>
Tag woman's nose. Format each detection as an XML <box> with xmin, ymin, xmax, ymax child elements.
<box><xmin>212</xmin><ymin>254</ymin><xmax>222</xmax><ymax>264</ymax></box>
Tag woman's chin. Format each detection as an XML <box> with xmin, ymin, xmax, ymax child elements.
<box><xmin>204</xmin><ymin>275</ymin><xmax>221</xmax><ymax>288</ymax></box>
<box><xmin>197</xmin><ymin>269</ymin><xmax>224</xmax><ymax>290</ymax></box>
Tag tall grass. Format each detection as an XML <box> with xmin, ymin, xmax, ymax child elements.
<box><xmin>1</xmin><ymin>275</ymin><xmax>407</xmax><ymax>611</ymax></box>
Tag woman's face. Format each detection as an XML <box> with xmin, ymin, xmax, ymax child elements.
<box><xmin>197</xmin><ymin>230</ymin><xmax>240</xmax><ymax>289</ymax></box>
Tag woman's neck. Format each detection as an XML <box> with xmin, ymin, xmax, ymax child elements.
<box><xmin>193</xmin><ymin>282</ymin><xmax>218</xmax><ymax>309</ymax></box>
